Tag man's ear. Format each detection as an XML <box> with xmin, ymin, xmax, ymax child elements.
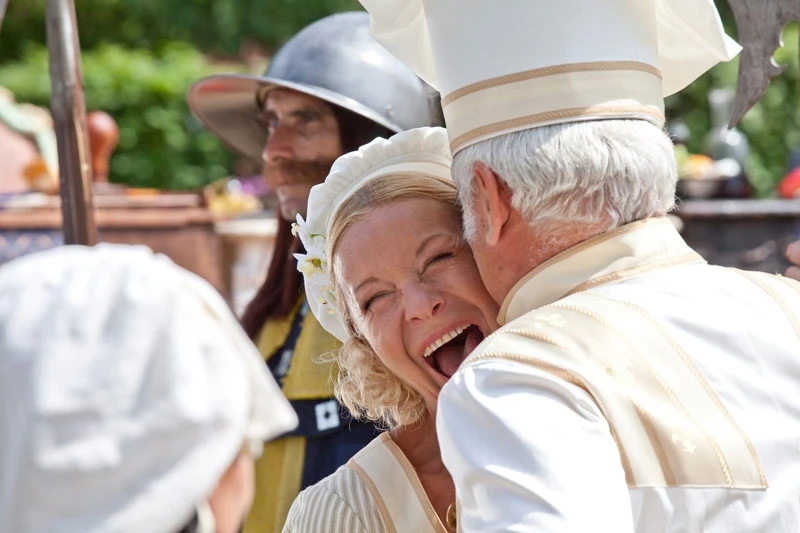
<box><xmin>473</xmin><ymin>161</ymin><xmax>512</xmax><ymax>246</ymax></box>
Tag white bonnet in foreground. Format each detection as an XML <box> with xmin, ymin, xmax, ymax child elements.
<box><xmin>0</xmin><ymin>244</ymin><xmax>297</xmax><ymax>533</ymax></box>
<box><xmin>295</xmin><ymin>126</ymin><xmax>452</xmax><ymax>341</ymax></box>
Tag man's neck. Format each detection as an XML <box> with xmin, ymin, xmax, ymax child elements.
<box><xmin>494</xmin><ymin>219</ymin><xmax>610</xmax><ymax>306</ymax></box>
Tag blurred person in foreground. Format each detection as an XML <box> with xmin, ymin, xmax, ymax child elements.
<box><xmin>363</xmin><ymin>0</ymin><xmax>800</xmax><ymax>531</ymax></box>
<box><xmin>187</xmin><ymin>11</ymin><xmax>440</xmax><ymax>531</ymax></box>
<box><xmin>284</xmin><ymin>127</ymin><xmax>497</xmax><ymax>532</ymax></box>
<box><xmin>0</xmin><ymin>244</ymin><xmax>297</xmax><ymax>533</ymax></box>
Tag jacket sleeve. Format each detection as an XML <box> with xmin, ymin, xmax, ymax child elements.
<box><xmin>436</xmin><ymin>358</ymin><xmax>635</xmax><ymax>533</ymax></box>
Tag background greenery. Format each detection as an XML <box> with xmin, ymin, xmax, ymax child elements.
<box><xmin>0</xmin><ymin>0</ymin><xmax>361</xmax><ymax>63</ymax></box>
<box><xmin>0</xmin><ymin>0</ymin><xmax>360</xmax><ymax>190</ymax></box>
<box><xmin>0</xmin><ymin>0</ymin><xmax>797</xmax><ymax>195</ymax></box>
<box><xmin>0</xmin><ymin>43</ymin><xmax>243</xmax><ymax>189</ymax></box>
<box><xmin>665</xmin><ymin>4</ymin><xmax>800</xmax><ymax>197</ymax></box>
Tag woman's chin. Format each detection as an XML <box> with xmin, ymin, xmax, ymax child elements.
<box><xmin>417</xmin><ymin>364</ymin><xmax>450</xmax><ymax>398</ymax></box>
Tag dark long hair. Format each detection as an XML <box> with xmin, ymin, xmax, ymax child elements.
<box><xmin>239</xmin><ymin>105</ymin><xmax>393</xmax><ymax>340</ymax></box>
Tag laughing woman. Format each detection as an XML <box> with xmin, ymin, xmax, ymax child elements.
<box><xmin>282</xmin><ymin>127</ymin><xmax>498</xmax><ymax>533</ymax></box>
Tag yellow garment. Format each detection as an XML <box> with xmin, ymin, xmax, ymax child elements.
<box><xmin>244</xmin><ymin>295</ymin><xmax>341</xmax><ymax>533</ymax></box>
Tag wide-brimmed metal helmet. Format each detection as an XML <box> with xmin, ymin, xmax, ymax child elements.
<box><xmin>187</xmin><ymin>11</ymin><xmax>441</xmax><ymax>162</ymax></box>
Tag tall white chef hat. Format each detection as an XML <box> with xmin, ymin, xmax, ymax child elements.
<box><xmin>0</xmin><ymin>244</ymin><xmax>297</xmax><ymax>533</ymax></box>
<box><xmin>359</xmin><ymin>0</ymin><xmax>740</xmax><ymax>154</ymax></box>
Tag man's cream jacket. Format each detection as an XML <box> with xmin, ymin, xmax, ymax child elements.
<box><xmin>438</xmin><ymin>217</ymin><xmax>800</xmax><ymax>532</ymax></box>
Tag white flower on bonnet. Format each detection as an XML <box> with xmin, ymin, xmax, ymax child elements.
<box><xmin>294</xmin><ymin>126</ymin><xmax>453</xmax><ymax>342</ymax></box>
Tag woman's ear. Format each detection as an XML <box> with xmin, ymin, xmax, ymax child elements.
<box><xmin>472</xmin><ymin>161</ymin><xmax>512</xmax><ymax>246</ymax></box>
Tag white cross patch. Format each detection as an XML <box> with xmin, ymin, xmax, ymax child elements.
<box><xmin>315</xmin><ymin>400</ymin><xmax>341</xmax><ymax>432</ymax></box>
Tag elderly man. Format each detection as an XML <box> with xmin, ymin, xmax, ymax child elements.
<box><xmin>0</xmin><ymin>244</ymin><xmax>297</xmax><ymax>533</ymax></box>
<box><xmin>362</xmin><ymin>0</ymin><xmax>800</xmax><ymax>531</ymax></box>
<box><xmin>187</xmin><ymin>11</ymin><xmax>439</xmax><ymax>532</ymax></box>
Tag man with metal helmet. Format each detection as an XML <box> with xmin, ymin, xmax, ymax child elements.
<box><xmin>187</xmin><ymin>11</ymin><xmax>440</xmax><ymax>533</ymax></box>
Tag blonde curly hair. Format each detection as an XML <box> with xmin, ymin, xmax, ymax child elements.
<box><xmin>327</xmin><ymin>173</ymin><xmax>460</xmax><ymax>429</ymax></box>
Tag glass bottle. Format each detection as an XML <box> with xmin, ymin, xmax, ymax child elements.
<box><xmin>704</xmin><ymin>88</ymin><xmax>749</xmax><ymax>166</ymax></box>
<box><xmin>704</xmin><ymin>88</ymin><xmax>751</xmax><ymax>198</ymax></box>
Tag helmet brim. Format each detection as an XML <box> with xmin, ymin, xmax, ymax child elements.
<box><xmin>186</xmin><ymin>73</ymin><xmax>405</xmax><ymax>163</ymax></box>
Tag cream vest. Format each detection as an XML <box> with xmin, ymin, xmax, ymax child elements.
<box><xmin>467</xmin><ymin>217</ymin><xmax>800</xmax><ymax>494</ymax></box>
<box><xmin>348</xmin><ymin>433</ymin><xmax>449</xmax><ymax>533</ymax></box>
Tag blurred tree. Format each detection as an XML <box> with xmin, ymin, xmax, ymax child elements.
<box><xmin>0</xmin><ymin>43</ymin><xmax>243</xmax><ymax>190</ymax></box>
<box><xmin>0</xmin><ymin>0</ymin><xmax>361</xmax><ymax>62</ymax></box>
<box><xmin>0</xmin><ymin>0</ymin><xmax>362</xmax><ymax>190</ymax></box>
<box><xmin>2</xmin><ymin>0</ymin><xmax>798</xmax><ymax>195</ymax></box>
<box><xmin>666</xmin><ymin>3</ymin><xmax>800</xmax><ymax>197</ymax></box>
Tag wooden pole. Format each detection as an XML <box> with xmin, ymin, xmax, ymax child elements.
<box><xmin>46</xmin><ymin>0</ymin><xmax>97</xmax><ymax>245</ymax></box>
<box><xmin>0</xmin><ymin>0</ymin><xmax>9</xmax><ymax>36</ymax></box>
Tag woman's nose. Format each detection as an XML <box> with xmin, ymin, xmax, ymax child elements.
<box><xmin>403</xmin><ymin>285</ymin><xmax>444</xmax><ymax>322</ymax></box>
<box><xmin>262</xmin><ymin>124</ymin><xmax>296</xmax><ymax>162</ymax></box>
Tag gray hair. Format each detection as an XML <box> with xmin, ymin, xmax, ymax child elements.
<box><xmin>452</xmin><ymin>120</ymin><xmax>677</xmax><ymax>242</ymax></box>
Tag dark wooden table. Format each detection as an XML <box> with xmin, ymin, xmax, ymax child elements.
<box><xmin>0</xmin><ymin>192</ymin><xmax>228</xmax><ymax>296</ymax></box>
<box><xmin>674</xmin><ymin>199</ymin><xmax>800</xmax><ymax>274</ymax></box>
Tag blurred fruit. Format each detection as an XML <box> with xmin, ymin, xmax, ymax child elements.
<box><xmin>204</xmin><ymin>177</ymin><xmax>262</xmax><ymax>215</ymax></box>
<box><xmin>677</xmin><ymin>150</ymin><xmax>715</xmax><ymax>180</ymax></box>
<box><xmin>22</xmin><ymin>157</ymin><xmax>58</xmax><ymax>194</ymax></box>
<box><xmin>779</xmin><ymin>168</ymin><xmax>800</xmax><ymax>199</ymax></box>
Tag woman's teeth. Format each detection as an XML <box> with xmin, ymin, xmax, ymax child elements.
<box><xmin>423</xmin><ymin>325</ymin><xmax>467</xmax><ymax>358</ymax></box>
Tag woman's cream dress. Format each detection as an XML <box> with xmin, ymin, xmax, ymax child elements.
<box><xmin>283</xmin><ymin>433</ymin><xmax>449</xmax><ymax>532</ymax></box>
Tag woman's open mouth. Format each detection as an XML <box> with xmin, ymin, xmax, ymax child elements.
<box><xmin>422</xmin><ymin>324</ymin><xmax>485</xmax><ymax>378</ymax></box>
